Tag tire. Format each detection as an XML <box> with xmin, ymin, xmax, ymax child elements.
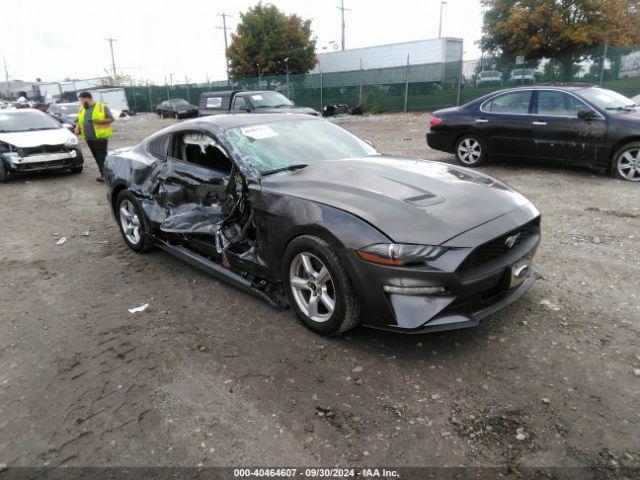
<box><xmin>0</xmin><ymin>160</ymin><xmax>7</xmax><ymax>183</ymax></box>
<box><xmin>454</xmin><ymin>134</ymin><xmax>487</xmax><ymax>167</ymax></box>
<box><xmin>283</xmin><ymin>235</ymin><xmax>360</xmax><ymax>335</ymax></box>
<box><xmin>611</xmin><ymin>141</ymin><xmax>640</xmax><ymax>182</ymax></box>
<box><xmin>115</xmin><ymin>190</ymin><xmax>155</xmax><ymax>253</ymax></box>
<box><xmin>174</xmin><ymin>111</ymin><xmax>179</xmax><ymax>119</ymax></box>
<box><xmin>69</xmin><ymin>166</ymin><xmax>83</xmax><ymax>174</ymax></box>
<box><xmin>159</xmin><ymin>112</ymin><xmax>165</xmax><ymax>119</ymax></box>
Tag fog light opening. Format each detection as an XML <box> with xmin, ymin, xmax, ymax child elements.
<box><xmin>383</xmin><ymin>285</ymin><xmax>447</xmax><ymax>295</ymax></box>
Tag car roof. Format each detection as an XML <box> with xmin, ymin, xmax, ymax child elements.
<box><xmin>185</xmin><ymin>113</ymin><xmax>320</xmax><ymax>130</ymax></box>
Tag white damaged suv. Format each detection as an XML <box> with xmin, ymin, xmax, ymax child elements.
<box><xmin>0</xmin><ymin>109</ymin><xmax>84</xmax><ymax>182</ymax></box>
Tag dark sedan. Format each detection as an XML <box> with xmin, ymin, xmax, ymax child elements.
<box><xmin>156</xmin><ymin>99</ymin><xmax>198</xmax><ymax>119</ymax></box>
<box><xmin>104</xmin><ymin>114</ymin><xmax>540</xmax><ymax>335</ymax></box>
<box><xmin>427</xmin><ymin>85</ymin><xmax>640</xmax><ymax>181</ymax></box>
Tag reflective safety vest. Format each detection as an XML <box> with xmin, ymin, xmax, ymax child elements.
<box><xmin>77</xmin><ymin>102</ymin><xmax>112</xmax><ymax>140</ymax></box>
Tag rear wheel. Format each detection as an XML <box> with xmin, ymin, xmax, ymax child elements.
<box><xmin>612</xmin><ymin>142</ymin><xmax>640</xmax><ymax>181</ymax></box>
<box><xmin>455</xmin><ymin>134</ymin><xmax>486</xmax><ymax>167</ymax></box>
<box><xmin>69</xmin><ymin>166</ymin><xmax>83</xmax><ymax>174</ymax></box>
<box><xmin>116</xmin><ymin>190</ymin><xmax>154</xmax><ymax>252</ymax></box>
<box><xmin>283</xmin><ymin>235</ymin><xmax>360</xmax><ymax>335</ymax></box>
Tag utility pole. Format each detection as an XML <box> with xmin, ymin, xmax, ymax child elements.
<box><xmin>438</xmin><ymin>1</ymin><xmax>447</xmax><ymax>38</ymax></box>
<box><xmin>105</xmin><ymin>38</ymin><xmax>118</xmax><ymax>83</ymax></box>
<box><xmin>337</xmin><ymin>0</ymin><xmax>350</xmax><ymax>51</ymax></box>
<box><xmin>2</xmin><ymin>56</ymin><xmax>9</xmax><ymax>97</ymax></box>
<box><xmin>169</xmin><ymin>73</ymin><xmax>174</xmax><ymax>86</ymax></box>
<box><xmin>216</xmin><ymin>13</ymin><xmax>232</xmax><ymax>85</ymax></box>
<box><xmin>599</xmin><ymin>33</ymin><xmax>609</xmax><ymax>86</ymax></box>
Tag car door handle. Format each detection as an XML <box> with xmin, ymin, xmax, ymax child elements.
<box><xmin>475</xmin><ymin>118</ymin><xmax>489</xmax><ymax>123</ymax></box>
<box><xmin>532</xmin><ymin>121</ymin><xmax>547</xmax><ymax>126</ymax></box>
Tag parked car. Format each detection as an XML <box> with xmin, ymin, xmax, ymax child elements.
<box><xmin>156</xmin><ymin>99</ymin><xmax>198</xmax><ymax>119</ymax></box>
<box><xmin>427</xmin><ymin>85</ymin><xmax>640</xmax><ymax>181</ymax></box>
<box><xmin>0</xmin><ymin>109</ymin><xmax>83</xmax><ymax>182</ymax></box>
<box><xmin>476</xmin><ymin>70</ymin><xmax>503</xmax><ymax>87</ymax></box>
<box><xmin>198</xmin><ymin>90</ymin><xmax>319</xmax><ymax>117</ymax></box>
<box><xmin>48</xmin><ymin>102</ymin><xmax>80</xmax><ymax>127</ymax></box>
<box><xmin>104</xmin><ymin>114</ymin><xmax>540</xmax><ymax>335</ymax></box>
<box><xmin>508</xmin><ymin>68</ymin><xmax>536</xmax><ymax>85</ymax></box>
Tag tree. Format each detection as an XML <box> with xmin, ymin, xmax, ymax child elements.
<box><xmin>227</xmin><ymin>3</ymin><xmax>317</xmax><ymax>78</ymax></box>
<box><xmin>479</xmin><ymin>0</ymin><xmax>640</xmax><ymax>81</ymax></box>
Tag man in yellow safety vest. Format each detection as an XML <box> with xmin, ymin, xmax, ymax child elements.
<box><xmin>75</xmin><ymin>91</ymin><xmax>114</xmax><ymax>182</ymax></box>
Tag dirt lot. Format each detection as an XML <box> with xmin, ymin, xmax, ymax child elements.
<box><xmin>0</xmin><ymin>112</ymin><xmax>639</xmax><ymax>470</ymax></box>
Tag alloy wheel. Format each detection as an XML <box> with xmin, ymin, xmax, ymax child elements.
<box><xmin>289</xmin><ymin>252</ymin><xmax>336</xmax><ymax>323</ymax></box>
<box><xmin>119</xmin><ymin>199</ymin><xmax>142</xmax><ymax>245</ymax></box>
<box><xmin>458</xmin><ymin>138</ymin><xmax>482</xmax><ymax>165</ymax></box>
<box><xmin>617</xmin><ymin>148</ymin><xmax>640</xmax><ymax>181</ymax></box>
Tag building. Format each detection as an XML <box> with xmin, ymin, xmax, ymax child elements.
<box><xmin>312</xmin><ymin>38</ymin><xmax>464</xmax><ymax>74</ymax></box>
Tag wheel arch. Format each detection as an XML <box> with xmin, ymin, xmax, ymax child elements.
<box><xmin>610</xmin><ymin>136</ymin><xmax>640</xmax><ymax>160</ymax></box>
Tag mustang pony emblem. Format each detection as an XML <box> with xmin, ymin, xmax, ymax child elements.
<box><xmin>505</xmin><ymin>233</ymin><xmax>521</xmax><ymax>248</ymax></box>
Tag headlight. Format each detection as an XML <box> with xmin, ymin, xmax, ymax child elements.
<box><xmin>356</xmin><ymin>243</ymin><xmax>447</xmax><ymax>266</ymax></box>
<box><xmin>65</xmin><ymin>135</ymin><xmax>78</xmax><ymax>147</ymax></box>
<box><xmin>2</xmin><ymin>152</ymin><xmax>19</xmax><ymax>163</ymax></box>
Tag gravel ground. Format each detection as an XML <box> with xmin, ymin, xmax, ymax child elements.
<box><xmin>0</xmin><ymin>112</ymin><xmax>639</xmax><ymax>469</ymax></box>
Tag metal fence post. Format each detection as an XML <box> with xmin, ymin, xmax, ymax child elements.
<box><xmin>147</xmin><ymin>84</ymin><xmax>153</xmax><ymax>112</ymax></box>
<box><xmin>358</xmin><ymin>58</ymin><xmax>363</xmax><ymax>106</ymax></box>
<box><xmin>403</xmin><ymin>53</ymin><xmax>410</xmax><ymax>113</ymax></box>
<box><xmin>456</xmin><ymin>59</ymin><xmax>463</xmax><ymax>106</ymax></box>
<box><xmin>320</xmin><ymin>70</ymin><xmax>323</xmax><ymax>111</ymax></box>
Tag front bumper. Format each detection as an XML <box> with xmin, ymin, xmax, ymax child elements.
<box><xmin>345</xmin><ymin>210</ymin><xmax>541</xmax><ymax>333</ymax></box>
<box><xmin>4</xmin><ymin>148</ymin><xmax>83</xmax><ymax>173</ymax></box>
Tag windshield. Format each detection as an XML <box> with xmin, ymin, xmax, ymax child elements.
<box><xmin>512</xmin><ymin>69</ymin><xmax>534</xmax><ymax>76</ymax></box>
<box><xmin>225</xmin><ymin>119</ymin><xmax>378</xmax><ymax>176</ymax></box>
<box><xmin>0</xmin><ymin>110</ymin><xmax>62</xmax><ymax>132</ymax></box>
<box><xmin>245</xmin><ymin>91</ymin><xmax>293</xmax><ymax>109</ymax></box>
<box><xmin>171</xmin><ymin>99</ymin><xmax>189</xmax><ymax>107</ymax></box>
<box><xmin>578</xmin><ymin>87</ymin><xmax>637</xmax><ymax>110</ymax></box>
<box><xmin>480</xmin><ymin>71</ymin><xmax>500</xmax><ymax>77</ymax></box>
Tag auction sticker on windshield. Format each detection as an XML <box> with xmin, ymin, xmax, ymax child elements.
<box><xmin>241</xmin><ymin>125</ymin><xmax>278</xmax><ymax>140</ymax></box>
<box><xmin>251</xmin><ymin>94</ymin><xmax>264</xmax><ymax>101</ymax></box>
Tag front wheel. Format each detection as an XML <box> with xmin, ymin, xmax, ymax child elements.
<box><xmin>116</xmin><ymin>190</ymin><xmax>154</xmax><ymax>252</ymax></box>
<box><xmin>69</xmin><ymin>165</ymin><xmax>83</xmax><ymax>174</ymax></box>
<box><xmin>283</xmin><ymin>235</ymin><xmax>360</xmax><ymax>335</ymax></box>
<box><xmin>455</xmin><ymin>134</ymin><xmax>486</xmax><ymax>167</ymax></box>
<box><xmin>612</xmin><ymin>142</ymin><xmax>640</xmax><ymax>181</ymax></box>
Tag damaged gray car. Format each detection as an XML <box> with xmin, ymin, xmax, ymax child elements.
<box><xmin>104</xmin><ymin>114</ymin><xmax>541</xmax><ymax>335</ymax></box>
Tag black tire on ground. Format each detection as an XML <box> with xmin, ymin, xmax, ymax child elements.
<box><xmin>174</xmin><ymin>111</ymin><xmax>179</xmax><ymax>119</ymax></box>
<box><xmin>0</xmin><ymin>160</ymin><xmax>7</xmax><ymax>183</ymax></box>
<box><xmin>282</xmin><ymin>235</ymin><xmax>360</xmax><ymax>335</ymax></box>
<box><xmin>454</xmin><ymin>134</ymin><xmax>487</xmax><ymax>167</ymax></box>
<box><xmin>611</xmin><ymin>141</ymin><xmax>640</xmax><ymax>182</ymax></box>
<box><xmin>115</xmin><ymin>190</ymin><xmax>155</xmax><ymax>253</ymax></box>
<box><xmin>69</xmin><ymin>166</ymin><xmax>83</xmax><ymax>174</ymax></box>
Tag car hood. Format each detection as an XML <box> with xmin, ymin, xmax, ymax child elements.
<box><xmin>259</xmin><ymin>156</ymin><xmax>533</xmax><ymax>245</ymax></box>
<box><xmin>0</xmin><ymin>128</ymin><xmax>73</xmax><ymax>148</ymax></box>
<box><xmin>256</xmin><ymin>106</ymin><xmax>319</xmax><ymax>116</ymax></box>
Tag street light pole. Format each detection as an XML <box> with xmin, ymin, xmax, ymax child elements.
<box><xmin>438</xmin><ymin>1</ymin><xmax>447</xmax><ymax>39</ymax></box>
<box><xmin>105</xmin><ymin>38</ymin><xmax>118</xmax><ymax>83</ymax></box>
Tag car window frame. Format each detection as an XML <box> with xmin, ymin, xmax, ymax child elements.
<box><xmin>166</xmin><ymin>129</ymin><xmax>235</xmax><ymax>178</ymax></box>
<box><xmin>232</xmin><ymin>95</ymin><xmax>248</xmax><ymax>112</ymax></box>
<box><xmin>480</xmin><ymin>88</ymin><xmax>605</xmax><ymax>119</ymax></box>
<box><xmin>533</xmin><ymin>89</ymin><xmax>594</xmax><ymax>118</ymax></box>
<box><xmin>480</xmin><ymin>90</ymin><xmax>535</xmax><ymax>115</ymax></box>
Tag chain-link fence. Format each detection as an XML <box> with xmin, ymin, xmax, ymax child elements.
<box><xmin>124</xmin><ymin>44</ymin><xmax>640</xmax><ymax>114</ymax></box>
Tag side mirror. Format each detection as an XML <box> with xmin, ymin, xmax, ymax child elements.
<box><xmin>578</xmin><ymin>109</ymin><xmax>596</xmax><ymax>121</ymax></box>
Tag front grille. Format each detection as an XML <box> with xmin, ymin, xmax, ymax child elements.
<box><xmin>460</xmin><ymin>220</ymin><xmax>538</xmax><ymax>270</ymax></box>
<box><xmin>20</xmin><ymin>144</ymin><xmax>66</xmax><ymax>155</ymax></box>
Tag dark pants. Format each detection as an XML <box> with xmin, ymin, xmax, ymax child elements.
<box><xmin>86</xmin><ymin>139</ymin><xmax>108</xmax><ymax>176</ymax></box>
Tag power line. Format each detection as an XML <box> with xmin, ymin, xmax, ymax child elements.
<box><xmin>216</xmin><ymin>13</ymin><xmax>232</xmax><ymax>84</ymax></box>
<box><xmin>337</xmin><ymin>0</ymin><xmax>350</xmax><ymax>51</ymax></box>
<box><xmin>105</xmin><ymin>37</ymin><xmax>118</xmax><ymax>82</ymax></box>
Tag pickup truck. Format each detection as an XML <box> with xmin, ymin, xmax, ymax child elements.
<box><xmin>198</xmin><ymin>90</ymin><xmax>320</xmax><ymax>117</ymax></box>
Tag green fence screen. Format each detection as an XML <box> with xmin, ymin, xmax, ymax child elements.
<box><xmin>123</xmin><ymin>44</ymin><xmax>640</xmax><ymax>114</ymax></box>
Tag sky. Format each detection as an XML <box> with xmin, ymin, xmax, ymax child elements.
<box><xmin>0</xmin><ymin>0</ymin><xmax>484</xmax><ymax>85</ymax></box>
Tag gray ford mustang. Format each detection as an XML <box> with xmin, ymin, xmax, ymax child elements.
<box><xmin>104</xmin><ymin>113</ymin><xmax>541</xmax><ymax>335</ymax></box>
